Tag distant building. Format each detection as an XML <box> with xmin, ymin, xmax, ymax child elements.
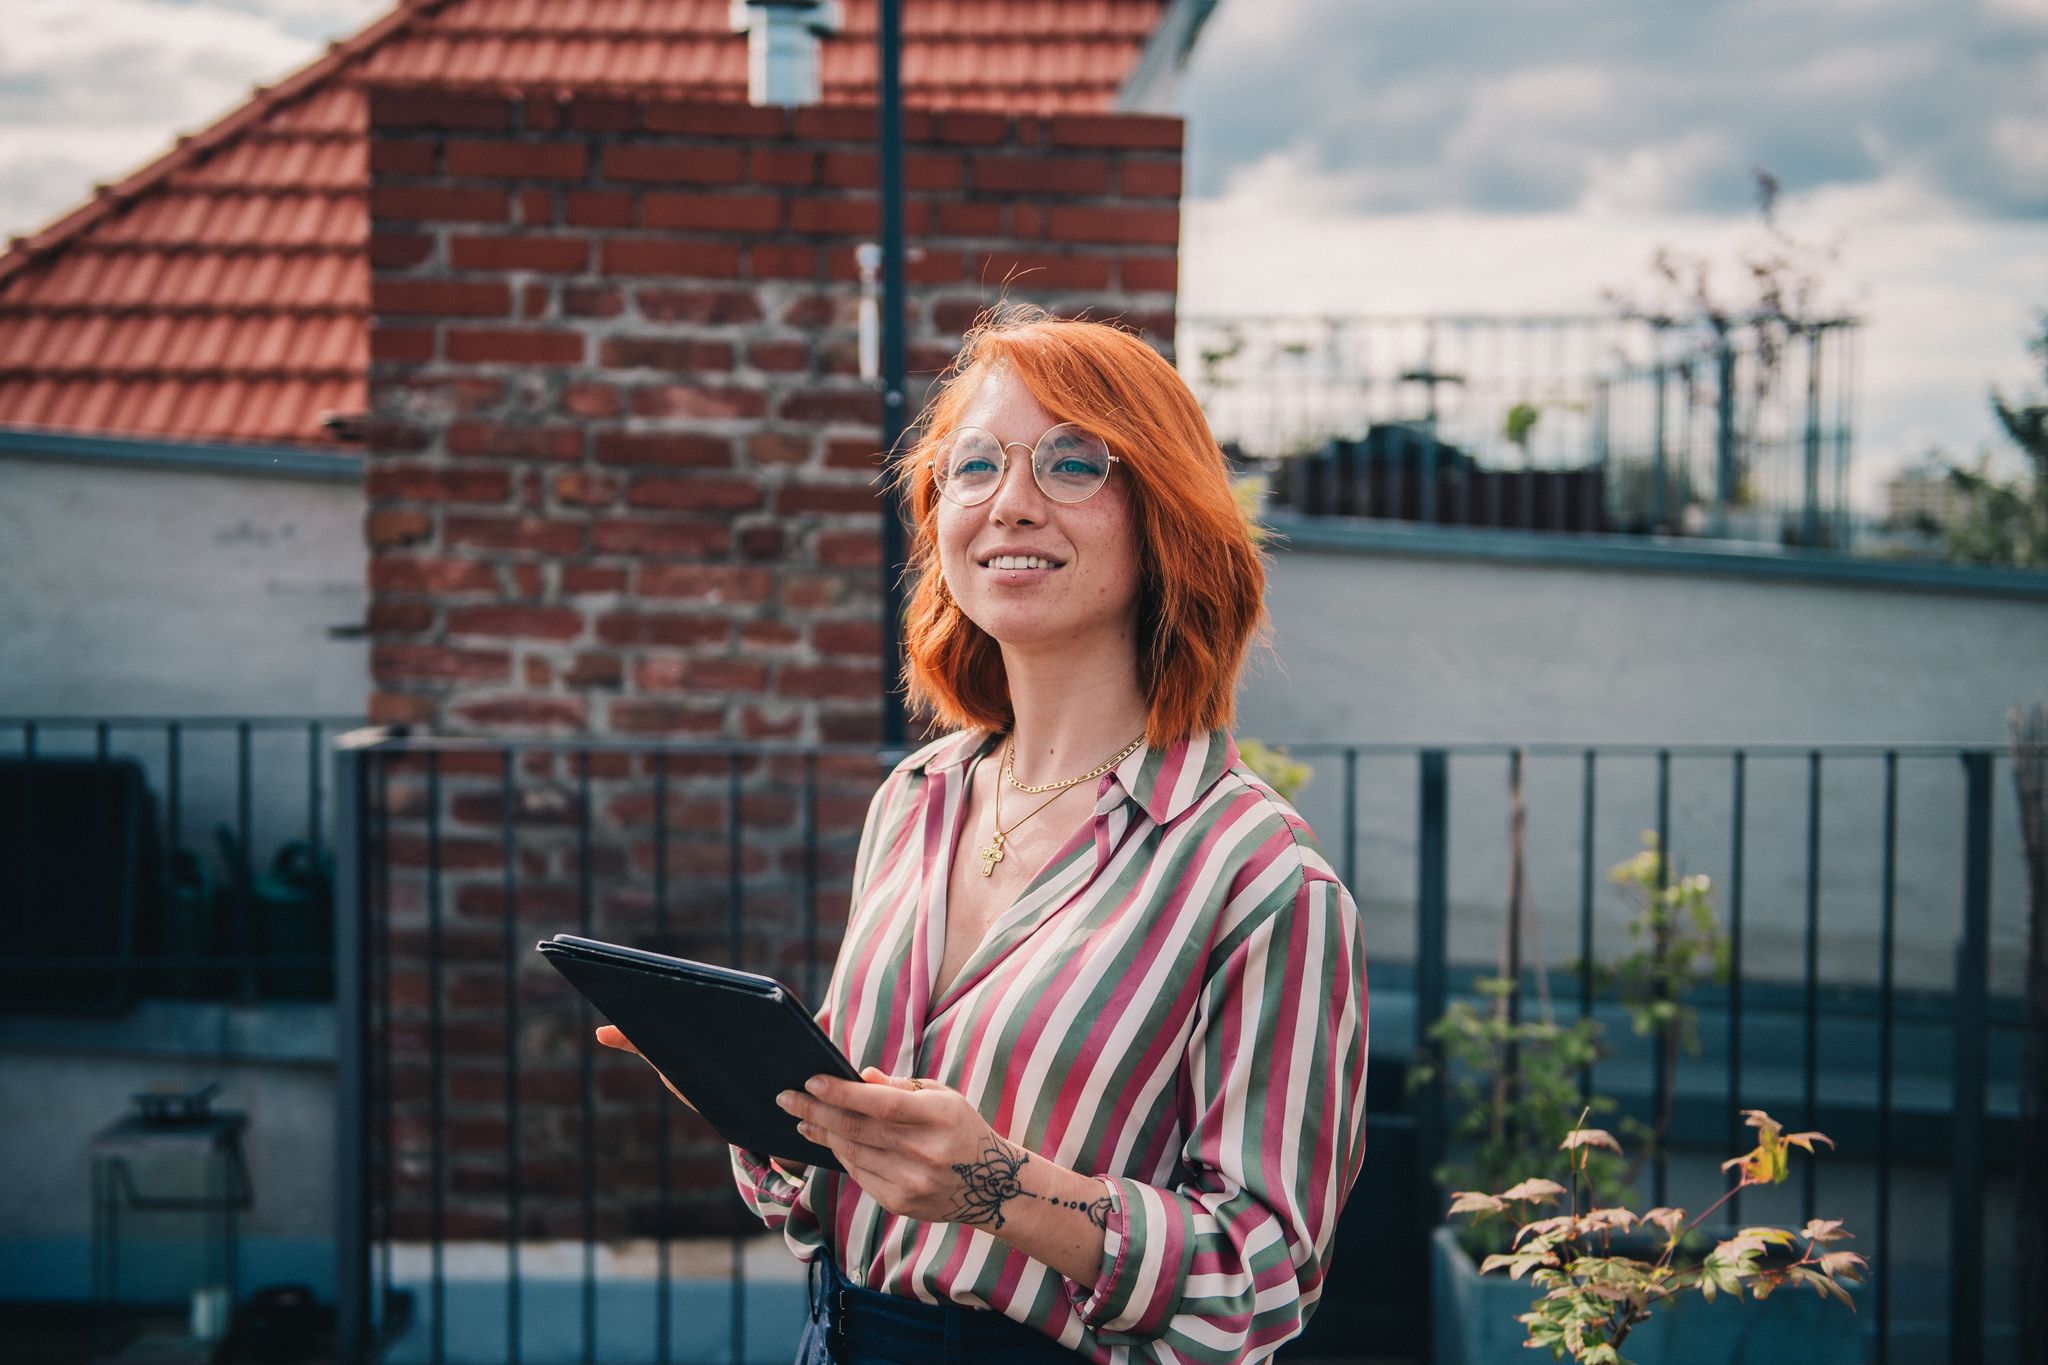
<box><xmin>1885</xmin><ymin>462</ymin><xmax>1969</xmax><ymax>530</ymax></box>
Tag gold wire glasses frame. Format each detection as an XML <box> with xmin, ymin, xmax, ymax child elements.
<box><xmin>927</xmin><ymin>424</ymin><xmax>1122</xmax><ymax>506</ymax></box>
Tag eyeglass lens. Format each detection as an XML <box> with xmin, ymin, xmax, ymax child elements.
<box><xmin>934</xmin><ymin>426</ymin><xmax>1113</xmax><ymax>504</ymax></box>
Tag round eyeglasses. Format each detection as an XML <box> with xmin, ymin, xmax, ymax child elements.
<box><xmin>929</xmin><ymin>424</ymin><xmax>1120</xmax><ymax>507</ymax></box>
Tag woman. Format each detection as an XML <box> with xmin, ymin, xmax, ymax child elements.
<box><xmin>602</xmin><ymin>313</ymin><xmax>1368</xmax><ymax>1363</ymax></box>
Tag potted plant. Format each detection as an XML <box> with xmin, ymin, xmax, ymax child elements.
<box><xmin>1438</xmin><ymin>1110</ymin><xmax>1865</xmax><ymax>1365</ymax></box>
<box><xmin>1424</xmin><ymin>828</ymin><xmax>1864</xmax><ymax>1363</ymax></box>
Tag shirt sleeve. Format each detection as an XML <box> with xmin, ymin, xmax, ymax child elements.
<box><xmin>1063</xmin><ymin>872</ymin><xmax>1370</xmax><ymax>1362</ymax></box>
<box><xmin>729</xmin><ymin>1145</ymin><xmax>807</xmax><ymax>1229</ymax></box>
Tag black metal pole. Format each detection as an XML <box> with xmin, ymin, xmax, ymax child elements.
<box><xmin>1414</xmin><ymin>751</ymin><xmax>1450</xmax><ymax>1185</ymax></box>
<box><xmin>332</xmin><ymin>740</ymin><xmax>370</xmax><ymax>1365</ymax></box>
<box><xmin>1950</xmin><ymin>751</ymin><xmax>1994</xmax><ymax>1365</ymax></box>
<box><xmin>878</xmin><ymin>0</ymin><xmax>910</xmax><ymax>747</ymax></box>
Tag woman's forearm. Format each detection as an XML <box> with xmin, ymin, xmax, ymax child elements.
<box><xmin>943</xmin><ymin>1130</ymin><xmax>1109</xmax><ymax>1287</ymax></box>
<box><xmin>782</xmin><ymin>1071</ymin><xmax>1111</xmax><ymax>1287</ymax></box>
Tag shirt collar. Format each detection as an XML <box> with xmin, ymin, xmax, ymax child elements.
<box><xmin>1108</xmin><ymin>729</ymin><xmax>1239</xmax><ymax>826</ymax></box>
<box><xmin>903</xmin><ymin>728</ymin><xmax>1000</xmax><ymax>776</ymax></box>
<box><xmin>911</xmin><ymin>727</ymin><xmax>1238</xmax><ymax>828</ymax></box>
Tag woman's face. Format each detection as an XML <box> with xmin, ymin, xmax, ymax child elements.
<box><xmin>933</xmin><ymin>367</ymin><xmax>1144</xmax><ymax>655</ymax></box>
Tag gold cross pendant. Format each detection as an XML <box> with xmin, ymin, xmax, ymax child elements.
<box><xmin>979</xmin><ymin>832</ymin><xmax>1006</xmax><ymax>877</ymax></box>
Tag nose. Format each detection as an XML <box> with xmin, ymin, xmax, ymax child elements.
<box><xmin>985</xmin><ymin>444</ymin><xmax>1050</xmax><ymax>525</ymax></box>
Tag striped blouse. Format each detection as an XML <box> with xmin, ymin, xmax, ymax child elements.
<box><xmin>730</xmin><ymin>728</ymin><xmax>1370</xmax><ymax>1363</ymax></box>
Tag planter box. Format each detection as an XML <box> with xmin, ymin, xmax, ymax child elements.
<box><xmin>1430</xmin><ymin>1225</ymin><xmax>1866</xmax><ymax>1365</ymax></box>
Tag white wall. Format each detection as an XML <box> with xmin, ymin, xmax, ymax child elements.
<box><xmin>0</xmin><ymin>455</ymin><xmax>368</xmax><ymax>717</ymax></box>
<box><xmin>1242</xmin><ymin>541</ymin><xmax>2047</xmax><ymax>748</ymax></box>
<box><xmin>1239</xmin><ymin>539</ymin><xmax>2048</xmax><ymax>996</ymax></box>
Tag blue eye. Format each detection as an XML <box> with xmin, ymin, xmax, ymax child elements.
<box><xmin>953</xmin><ymin>456</ymin><xmax>999</xmax><ymax>476</ymax></box>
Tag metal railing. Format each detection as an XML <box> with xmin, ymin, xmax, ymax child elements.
<box><xmin>334</xmin><ymin>734</ymin><xmax>2026</xmax><ymax>1364</ymax></box>
<box><xmin>0</xmin><ymin>716</ymin><xmax>359</xmax><ymax>1008</ymax></box>
<box><xmin>1181</xmin><ymin>313</ymin><xmax>1861</xmax><ymax>550</ymax></box>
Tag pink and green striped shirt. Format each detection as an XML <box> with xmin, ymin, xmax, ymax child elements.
<box><xmin>732</xmin><ymin>728</ymin><xmax>1370</xmax><ymax>1362</ymax></box>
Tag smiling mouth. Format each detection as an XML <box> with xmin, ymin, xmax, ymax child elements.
<box><xmin>979</xmin><ymin>555</ymin><xmax>1064</xmax><ymax>570</ymax></box>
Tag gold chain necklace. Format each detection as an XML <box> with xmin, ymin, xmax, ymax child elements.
<box><xmin>979</xmin><ymin>732</ymin><xmax>1146</xmax><ymax>877</ymax></box>
<box><xmin>1003</xmin><ymin>730</ymin><xmax>1147</xmax><ymax>794</ymax></box>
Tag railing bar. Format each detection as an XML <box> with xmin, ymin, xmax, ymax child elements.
<box><xmin>501</xmin><ymin>750</ymin><xmax>522</xmax><ymax>1365</ymax></box>
<box><xmin>577</xmin><ymin>751</ymin><xmax>596</xmax><ymax>1365</ymax></box>
<box><xmin>237</xmin><ymin>721</ymin><xmax>257</xmax><ymax>1003</ymax></box>
<box><xmin>0</xmin><ymin>714</ymin><xmax>360</xmax><ymax>728</ymax></box>
<box><xmin>1652</xmin><ymin>748</ymin><xmax>1670</xmax><ymax>1208</ymax></box>
<box><xmin>17</xmin><ymin>726</ymin><xmax>33</xmax><ymax>958</ymax></box>
<box><xmin>1577</xmin><ymin>749</ymin><xmax>1595</xmax><ymax>1100</ymax></box>
<box><xmin>427</xmin><ymin>751</ymin><xmax>445</xmax><ymax>1365</ymax></box>
<box><xmin>375</xmin><ymin>756</ymin><xmax>394</xmax><ymax>1339</ymax></box>
<box><xmin>1726</xmin><ymin>751</ymin><xmax>1747</xmax><ymax>1222</ymax></box>
<box><xmin>155</xmin><ymin>725</ymin><xmax>175</xmax><ymax>999</ymax></box>
<box><xmin>0</xmin><ymin>952</ymin><xmax>336</xmax><ymax>969</ymax></box>
<box><xmin>1875</xmin><ymin>750</ymin><xmax>1897</xmax><ymax>1365</ymax></box>
<box><xmin>93</xmin><ymin>723</ymin><xmax>112</xmax><ymax>1004</ymax></box>
<box><xmin>1341</xmin><ymin>748</ymin><xmax>1358</xmax><ymax>890</ymax></box>
<box><xmin>322</xmin><ymin>735</ymin><xmax>2043</xmax><ymax>760</ymax></box>
<box><xmin>653</xmin><ymin>749</ymin><xmax>672</xmax><ymax>1365</ymax></box>
<box><xmin>333</xmin><ymin>743</ymin><xmax>370</xmax><ymax>1365</ymax></box>
<box><xmin>166</xmin><ymin>723</ymin><xmax>182</xmax><ymax>886</ymax></box>
<box><xmin>1802</xmin><ymin>750</ymin><xmax>1822</xmax><ymax>1223</ymax></box>
<box><xmin>1950</xmin><ymin>752</ymin><xmax>1993</xmax><ymax>1365</ymax></box>
<box><xmin>1505</xmin><ymin>748</ymin><xmax>1525</xmax><ymax>1027</ymax></box>
<box><xmin>727</xmin><ymin>748</ymin><xmax>746</xmax><ymax>1365</ymax></box>
<box><xmin>308</xmin><ymin>722</ymin><xmax>323</xmax><ymax>871</ymax></box>
<box><xmin>1414</xmin><ymin>750</ymin><xmax>1449</xmax><ymax>1199</ymax></box>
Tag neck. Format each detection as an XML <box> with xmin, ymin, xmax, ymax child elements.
<box><xmin>998</xmin><ymin>627</ymin><xmax>1150</xmax><ymax>787</ymax></box>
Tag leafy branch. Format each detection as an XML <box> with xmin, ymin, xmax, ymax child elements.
<box><xmin>1451</xmin><ymin>1109</ymin><xmax>1865</xmax><ymax>1364</ymax></box>
<box><xmin>1589</xmin><ymin>833</ymin><xmax>1731</xmax><ymax>1180</ymax></box>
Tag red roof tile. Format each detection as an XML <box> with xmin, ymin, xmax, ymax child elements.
<box><xmin>0</xmin><ymin>0</ymin><xmax>1174</xmax><ymax>448</ymax></box>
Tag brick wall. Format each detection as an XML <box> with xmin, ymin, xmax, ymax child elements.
<box><xmin>365</xmin><ymin>87</ymin><xmax>1182</xmax><ymax>745</ymax></box>
<box><xmin>361</xmin><ymin>88</ymin><xmax>1183</xmax><ymax>1241</ymax></box>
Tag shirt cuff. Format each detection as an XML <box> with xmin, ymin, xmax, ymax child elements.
<box><xmin>1064</xmin><ymin>1175</ymin><xmax>1193</xmax><ymax>1339</ymax></box>
<box><xmin>732</xmin><ymin>1145</ymin><xmax>804</xmax><ymax>1208</ymax></box>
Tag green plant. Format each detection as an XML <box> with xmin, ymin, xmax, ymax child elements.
<box><xmin>1505</xmin><ymin>402</ymin><xmax>1542</xmax><ymax>465</ymax></box>
<box><xmin>1229</xmin><ymin>474</ymin><xmax>1269</xmax><ymax>544</ymax></box>
<box><xmin>1591</xmin><ymin>833</ymin><xmax>1732</xmax><ymax>1176</ymax></box>
<box><xmin>1422</xmin><ymin>831</ymin><xmax>1729</xmax><ymax>1231</ymax></box>
<box><xmin>1414</xmin><ymin>979</ymin><xmax>1620</xmax><ymax>1240</ymax></box>
<box><xmin>1941</xmin><ymin>313</ymin><xmax>2048</xmax><ymax>567</ymax></box>
<box><xmin>1450</xmin><ymin>1110</ymin><xmax>1865</xmax><ymax>1365</ymax></box>
<box><xmin>1236</xmin><ymin>739</ymin><xmax>1311</xmax><ymax>805</ymax></box>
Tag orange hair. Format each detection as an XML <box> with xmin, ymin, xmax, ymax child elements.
<box><xmin>893</xmin><ymin>310</ymin><xmax>1268</xmax><ymax>748</ymax></box>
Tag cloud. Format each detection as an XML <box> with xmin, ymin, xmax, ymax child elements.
<box><xmin>1180</xmin><ymin>0</ymin><xmax>2048</xmax><ymax>219</ymax></box>
<box><xmin>0</xmin><ymin>0</ymin><xmax>386</xmax><ymax>238</ymax></box>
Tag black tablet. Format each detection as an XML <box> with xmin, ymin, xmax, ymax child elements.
<box><xmin>536</xmin><ymin>933</ymin><xmax>859</xmax><ymax>1172</ymax></box>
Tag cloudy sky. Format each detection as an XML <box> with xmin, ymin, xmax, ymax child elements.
<box><xmin>2</xmin><ymin>0</ymin><xmax>2042</xmax><ymax>503</ymax></box>
<box><xmin>1175</xmin><ymin>0</ymin><xmax>2048</xmax><ymax>502</ymax></box>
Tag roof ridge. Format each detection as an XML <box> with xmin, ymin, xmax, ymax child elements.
<box><xmin>0</xmin><ymin>0</ymin><xmax>451</xmax><ymax>288</ymax></box>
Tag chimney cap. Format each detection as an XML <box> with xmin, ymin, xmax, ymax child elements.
<box><xmin>728</xmin><ymin>0</ymin><xmax>840</xmax><ymax>37</ymax></box>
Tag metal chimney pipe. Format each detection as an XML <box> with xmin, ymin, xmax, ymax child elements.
<box><xmin>728</xmin><ymin>0</ymin><xmax>840</xmax><ymax>107</ymax></box>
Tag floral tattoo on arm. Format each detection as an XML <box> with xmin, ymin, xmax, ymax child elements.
<box><xmin>947</xmin><ymin>1131</ymin><xmax>1113</xmax><ymax>1232</ymax></box>
<box><xmin>949</xmin><ymin>1135</ymin><xmax>1029</xmax><ymax>1228</ymax></box>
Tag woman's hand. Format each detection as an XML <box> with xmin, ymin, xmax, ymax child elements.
<box><xmin>784</xmin><ymin>1069</ymin><xmax>1028</xmax><ymax>1229</ymax></box>
<box><xmin>593</xmin><ymin>1025</ymin><xmax>697</xmax><ymax>1112</ymax></box>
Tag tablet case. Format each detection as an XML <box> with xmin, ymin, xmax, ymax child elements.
<box><xmin>536</xmin><ymin>934</ymin><xmax>858</xmax><ymax>1172</ymax></box>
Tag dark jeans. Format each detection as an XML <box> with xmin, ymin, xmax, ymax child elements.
<box><xmin>798</xmin><ymin>1253</ymin><xmax>1085</xmax><ymax>1365</ymax></box>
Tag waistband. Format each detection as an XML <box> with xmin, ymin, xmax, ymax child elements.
<box><xmin>807</xmin><ymin>1253</ymin><xmax>1079</xmax><ymax>1361</ymax></box>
